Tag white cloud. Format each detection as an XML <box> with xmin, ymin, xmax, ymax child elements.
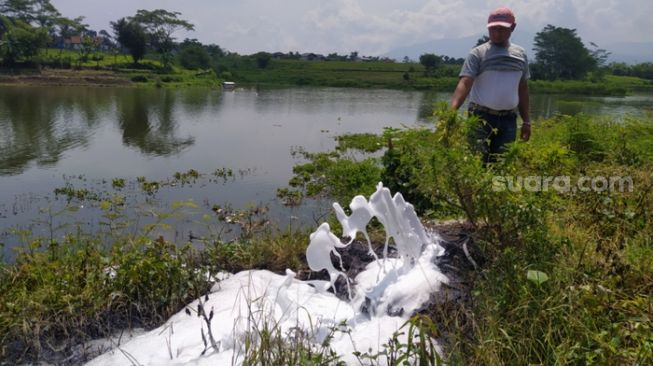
<box><xmin>52</xmin><ymin>0</ymin><xmax>653</xmax><ymax>56</ymax></box>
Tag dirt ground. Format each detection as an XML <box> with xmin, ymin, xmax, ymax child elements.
<box><xmin>0</xmin><ymin>69</ymin><xmax>131</xmax><ymax>87</ymax></box>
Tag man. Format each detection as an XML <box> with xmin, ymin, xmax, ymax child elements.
<box><xmin>450</xmin><ymin>7</ymin><xmax>531</xmax><ymax>162</ymax></box>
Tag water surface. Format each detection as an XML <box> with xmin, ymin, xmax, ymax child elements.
<box><xmin>1</xmin><ymin>85</ymin><xmax>650</xmax><ymax>259</ymax></box>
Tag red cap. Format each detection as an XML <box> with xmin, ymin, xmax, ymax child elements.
<box><xmin>487</xmin><ymin>7</ymin><xmax>515</xmax><ymax>28</ymax></box>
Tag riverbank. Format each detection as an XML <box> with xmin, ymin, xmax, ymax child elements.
<box><xmin>223</xmin><ymin>58</ymin><xmax>653</xmax><ymax>95</ymax></box>
<box><xmin>2</xmin><ymin>109</ymin><xmax>651</xmax><ymax>364</ymax></box>
<box><xmin>277</xmin><ymin>108</ymin><xmax>653</xmax><ymax>364</ymax></box>
<box><xmin>0</xmin><ymin>69</ymin><xmax>131</xmax><ymax>87</ymax></box>
<box><xmin>0</xmin><ymin>67</ymin><xmax>222</xmax><ymax>88</ymax></box>
<box><xmin>3</xmin><ymin>61</ymin><xmax>652</xmax><ymax>95</ymax></box>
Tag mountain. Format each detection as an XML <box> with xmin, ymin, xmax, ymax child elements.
<box><xmin>383</xmin><ymin>32</ymin><xmax>536</xmax><ymax>62</ymax></box>
<box><xmin>603</xmin><ymin>41</ymin><xmax>653</xmax><ymax>64</ymax></box>
<box><xmin>383</xmin><ymin>35</ymin><xmax>653</xmax><ymax>64</ymax></box>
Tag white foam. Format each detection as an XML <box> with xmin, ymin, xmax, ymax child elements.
<box><xmin>86</xmin><ymin>182</ymin><xmax>447</xmax><ymax>366</ymax></box>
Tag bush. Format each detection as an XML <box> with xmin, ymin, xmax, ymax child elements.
<box><xmin>130</xmin><ymin>75</ymin><xmax>148</xmax><ymax>82</ymax></box>
<box><xmin>160</xmin><ymin>75</ymin><xmax>182</xmax><ymax>83</ymax></box>
<box><xmin>178</xmin><ymin>44</ymin><xmax>210</xmax><ymax>70</ymax></box>
<box><xmin>282</xmin><ymin>106</ymin><xmax>653</xmax><ymax>364</ymax></box>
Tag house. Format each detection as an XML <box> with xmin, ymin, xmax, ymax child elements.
<box><xmin>300</xmin><ymin>53</ymin><xmax>326</xmax><ymax>61</ymax></box>
<box><xmin>63</xmin><ymin>36</ymin><xmax>82</xmax><ymax>50</ymax></box>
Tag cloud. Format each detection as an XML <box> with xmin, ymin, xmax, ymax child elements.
<box><xmin>302</xmin><ymin>0</ymin><xmax>487</xmax><ymax>55</ymax></box>
<box><xmin>52</xmin><ymin>0</ymin><xmax>653</xmax><ymax>56</ymax></box>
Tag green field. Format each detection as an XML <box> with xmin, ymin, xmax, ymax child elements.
<box><xmin>2</xmin><ymin>49</ymin><xmax>652</xmax><ymax>94</ymax></box>
<box><xmin>218</xmin><ymin>57</ymin><xmax>461</xmax><ymax>89</ymax></box>
<box><xmin>0</xmin><ymin>48</ymin><xmax>221</xmax><ymax>88</ymax></box>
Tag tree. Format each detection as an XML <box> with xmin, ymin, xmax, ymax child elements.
<box><xmin>442</xmin><ymin>55</ymin><xmax>464</xmax><ymax>65</ymax></box>
<box><xmin>254</xmin><ymin>51</ymin><xmax>271</xmax><ymax>69</ymax></box>
<box><xmin>0</xmin><ymin>15</ymin><xmax>49</xmax><ymax>65</ymax></box>
<box><xmin>588</xmin><ymin>42</ymin><xmax>611</xmax><ymax>68</ymax></box>
<box><xmin>476</xmin><ymin>35</ymin><xmax>489</xmax><ymax>46</ymax></box>
<box><xmin>419</xmin><ymin>53</ymin><xmax>443</xmax><ymax>75</ymax></box>
<box><xmin>78</xmin><ymin>35</ymin><xmax>96</xmax><ymax>63</ymax></box>
<box><xmin>631</xmin><ymin>62</ymin><xmax>653</xmax><ymax>80</ymax></box>
<box><xmin>532</xmin><ymin>24</ymin><xmax>596</xmax><ymax>80</ymax></box>
<box><xmin>1</xmin><ymin>0</ymin><xmax>61</xmax><ymax>31</ymax></box>
<box><xmin>131</xmin><ymin>9</ymin><xmax>194</xmax><ymax>69</ymax></box>
<box><xmin>30</xmin><ymin>0</ymin><xmax>60</xmax><ymax>28</ymax></box>
<box><xmin>111</xmin><ymin>17</ymin><xmax>146</xmax><ymax>64</ymax></box>
<box><xmin>177</xmin><ymin>38</ymin><xmax>209</xmax><ymax>69</ymax></box>
<box><xmin>1</xmin><ymin>0</ymin><xmax>37</xmax><ymax>22</ymax></box>
<box><xmin>56</xmin><ymin>16</ymin><xmax>86</xmax><ymax>40</ymax></box>
<box><xmin>349</xmin><ymin>51</ymin><xmax>358</xmax><ymax>61</ymax></box>
<box><xmin>204</xmin><ymin>44</ymin><xmax>225</xmax><ymax>59</ymax></box>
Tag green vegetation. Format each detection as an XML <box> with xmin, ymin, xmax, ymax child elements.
<box><xmin>0</xmin><ymin>184</ymin><xmax>310</xmax><ymax>364</ymax></box>
<box><xmin>335</xmin><ymin>133</ymin><xmax>387</xmax><ymax>153</ymax></box>
<box><xmin>280</xmin><ymin>105</ymin><xmax>653</xmax><ymax>364</ymax></box>
<box><xmin>530</xmin><ymin>74</ymin><xmax>653</xmax><ymax>95</ymax></box>
<box><xmin>2</xmin><ymin>1</ymin><xmax>653</xmax><ymax>94</ymax></box>
<box><xmin>213</xmin><ymin>55</ymin><xmax>652</xmax><ymax>93</ymax></box>
<box><xmin>532</xmin><ymin>24</ymin><xmax>599</xmax><ymax>80</ymax></box>
<box><xmin>218</xmin><ymin>56</ymin><xmax>460</xmax><ymax>89</ymax></box>
<box><xmin>2</xmin><ymin>106</ymin><xmax>652</xmax><ymax>364</ymax></box>
<box><xmin>0</xmin><ymin>15</ymin><xmax>49</xmax><ymax>65</ymax></box>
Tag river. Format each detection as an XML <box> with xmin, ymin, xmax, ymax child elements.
<box><xmin>0</xmin><ymin>85</ymin><xmax>650</xmax><ymax>260</ymax></box>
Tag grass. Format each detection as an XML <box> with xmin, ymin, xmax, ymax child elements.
<box><xmin>4</xmin><ymin>48</ymin><xmax>653</xmax><ymax>94</ymax></box>
<box><xmin>218</xmin><ymin>57</ymin><xmax>653</xmax><ymax>94</ymax></box>
<box><xmin>0</xmin><ymin>222</ymin><xmax>314</xmax><ymax>363</ymax></box>
<box><xmin>278</xmin><ymin>107</ymin><xmax>653</xmax><ymax>364</ymax></box>
<box><xmin>219</xmin><ymin>57</ymin><xmax>460</xmax><ymax>90</ymax></box>
<box><xmin>0</xmin><ymin>48</ymin><xmax>222</xmax><ymax>88</ymax></box>
<box><xmin>1</xmin><ymin>100</ymin><xmax>652</xmax><ymax>364</ymax></box>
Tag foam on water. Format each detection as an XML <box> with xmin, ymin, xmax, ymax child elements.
<box><xmin>86</xmin><ymin>182</ymin><xmax>447</xmax><ymax>365</ymax></box>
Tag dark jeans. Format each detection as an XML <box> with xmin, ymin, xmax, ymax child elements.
<box><xmin>468</xmin><ymin>109</ymin><xmax>517</xmax><ymax>163</ymax></box>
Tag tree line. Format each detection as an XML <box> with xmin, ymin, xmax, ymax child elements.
<box><xmin>1</xmin><ymin>1</ymin><xmax>652</xmax><ymax>82</ymax></box>
<box><xmin>420</xmin><ymin>24</ymin><xmax>653</xmax><ymax>81</ymax></box>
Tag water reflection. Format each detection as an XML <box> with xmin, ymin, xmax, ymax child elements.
<box><xmin>0</xmin><ymin>87</ymin><xmax>107</xmax><ymax>175</ymax></box>
<box><xmin>529</xmin><ymin>93</ymin><xmax>653</xmax><ymax>119</ymax></box>
<box><xmin>0</xmin><ymin>87</ymin><xmax>199</xmax><ymax>176</ymax></box>
<box><xmin>116</xmin><ymin>89</ymin><xmax>195</xmax><ymax>156</ymax></box>
<box><xmin>0</xmin><ymin>87</ymin><xmax>648</xmax><ymax>179</ymax></box>
<box><xmin>0</xmin><ymin>86</ymin><xmax>650</xmax><ymax>261</ymax></box>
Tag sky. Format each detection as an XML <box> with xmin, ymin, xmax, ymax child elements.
<box><xmin>54</xmin><ymin>0</ymin><xmax>653</xmax><ymax>57</ymax></box>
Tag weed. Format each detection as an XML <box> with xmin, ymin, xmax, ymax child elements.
<box><xmin>283</xmin><ymin>106</ymin><xmax>653</xmax><ymax>364</ymax></box>
<box><xmin>111</xmin><ymin>178</ymin><xmax>126</xmax><ymax>189</ymax></box>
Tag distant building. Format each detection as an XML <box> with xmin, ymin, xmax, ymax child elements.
<box><xmin>300</xmin><ymin>53</ymin><xmax>326</xmax><ymax>61</ymax></box>
<box><xmin>63</xmin><ymin>35</ymin><xmax>82</xmax><ymax>50</ymax></box>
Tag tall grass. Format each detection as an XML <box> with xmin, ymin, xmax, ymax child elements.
<box><xmin>281</xmin><ymin>106</ymin><xmax>653</xmax><ymax>364</ymax></box>
<box><xmin>218</xmin><ymin>57</ymin><xmax>460</xmax><ymax>90</ymax></box>
<box><xmin>0</xmin><ymin>217</ymin><xmax>313</xmax><ymax>364</ymax></box>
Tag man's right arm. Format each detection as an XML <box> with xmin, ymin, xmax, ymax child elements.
<box><xmin>450</xmin><ymin>76</ymin><xmax>474</xmax><ymax>110</ymax></box>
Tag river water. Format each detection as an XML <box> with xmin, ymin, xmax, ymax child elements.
<box><xmin>0</xmin><ymin>85</ymin><xmax>650</xmax><ymax>259</ymax></box>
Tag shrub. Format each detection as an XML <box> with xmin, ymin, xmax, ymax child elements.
<box><xmin>130</xmin><ymin>75</ymin><xmax>148</xmax><ymax>82</ymax></box>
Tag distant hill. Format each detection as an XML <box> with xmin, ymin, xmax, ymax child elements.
<box><xmin>383</xmin><ymin>32</ymin><xmax>536</xmax><ymax>62</ymax></box>
<box><xmin>603</xmin><ymin>41</ymin><xmax>653</xmax><ymax>64</ymax></box>
<box><xmin>383</xmin><ymin>35</ymin><xmax>653</xmax><ymax>64</ymax></box>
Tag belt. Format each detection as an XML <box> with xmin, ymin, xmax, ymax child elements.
<box><xmin>468</xmin><ymin>102</ymin><xmax>515</xmax><ymax>116</ymax></box>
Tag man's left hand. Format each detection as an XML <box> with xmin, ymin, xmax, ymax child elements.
<box><xmin>521</xmin><ymin>123</ymin><xmax>531</xmax><ymax>142</ymax></box>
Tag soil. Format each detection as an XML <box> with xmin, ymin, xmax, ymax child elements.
<box><xmin>303</xmin><ymin>219</ymin><xmax>481</xmax><ymax>357</ymax></box>
<box><xmin>305</xmin><ymin>219</ymin><xmax>480</xmax><ymax>312</ymax></box>
<box><xmin>0</xmin><ymin>69</ymin><xmax>132</xmax><ymax>87</ymax></box>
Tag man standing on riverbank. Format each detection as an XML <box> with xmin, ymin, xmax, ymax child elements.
<box><xmin>450</xmin><ymin>7</ymin><xmax>531</xmax><ymax>162</ymax></box>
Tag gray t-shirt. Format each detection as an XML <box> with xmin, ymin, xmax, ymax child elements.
<box><xmin>460</xmin><ymin>42</ymin><xmax>529</xmax><ymax>110</ymax></box>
